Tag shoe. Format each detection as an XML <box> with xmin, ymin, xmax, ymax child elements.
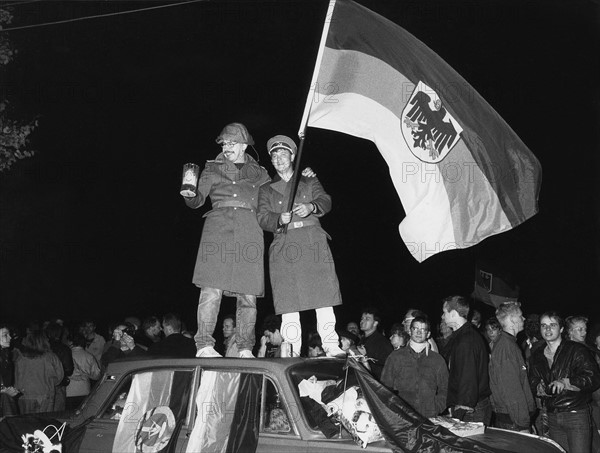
<box><xmin>238</xmin><ymin>350</ymin><xmax>255</xmax><ymax>358</ymax></box>
<box><xmin>196</xmin><ymin>346</ymin><xmax>222</xmax><ymax>358</ymax></box>
<box><xmin>324</xmin><ymin>344</ymin><xmax>346</xmax><ymax>358</ymax></box>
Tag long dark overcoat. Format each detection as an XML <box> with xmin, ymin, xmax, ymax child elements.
<box><xmin>185</xmin><ymin>153</ymin><xmax>270</xmax><ymax>296</ymax></box>
<box><xmin>257</xmin><ymin>174</ymin><xmax>342</xmax><ymax>314</ymax></box>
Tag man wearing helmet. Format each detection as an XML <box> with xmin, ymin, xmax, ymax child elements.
<box><xmin>182</xmin><ymin>123</ymin><xmax>269</xmax><ymax>358</ymax></box>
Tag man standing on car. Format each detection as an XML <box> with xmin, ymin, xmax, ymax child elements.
<box><xmin>183</xmin><ymin>123</ymin><xmax>270</xmax><ymax>358</ymax></box>
<box><xmin>257</xmin><ymin>135</ymin><xmax>343</xmax><ymax>357</ymax></box>
<box><xmin>529</xmin><ymin>311</ymin><xmax>600</xmax><ymax>452</ymax></box>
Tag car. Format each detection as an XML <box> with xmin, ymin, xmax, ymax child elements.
<box><xmin>6</xmin><ymin>357</ymin><xmax>565</xmax><ymax>452</ymax></box>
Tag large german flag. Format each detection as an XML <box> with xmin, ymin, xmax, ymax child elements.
<box><xmin>300</xmin><ymin>0</ymin><xmax>541</xmax><ymax>262</ymax></box>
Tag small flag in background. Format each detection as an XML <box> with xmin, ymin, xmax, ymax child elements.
<box><xmin>472</xmin><ymin>260</ymin><xmax>520</xmax><ymax>308</ymax></box>
<box><xmin>299</xmin><ymin>0</ymin><xmax>541</xmax><ymax>262</ymax></box>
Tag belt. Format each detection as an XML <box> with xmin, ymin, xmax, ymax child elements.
<box><xmin>286</xmin><ymin>219</ymin><xmax>318</xmax><ymax>230</ymax></box>
<box><xmin>213</xmin><ymin>200</ymin><xmax>254</xmax><ymax>211</ymax></box>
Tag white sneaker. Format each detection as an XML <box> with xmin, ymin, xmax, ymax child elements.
<box><xmin>324</xmin><ymin>344</ymin><xmax>346</xmax><ymax>358</ymax></box>
<box><xmin>196</xmin><ymin>346</ymin><xmax>222</xmax><ymax>358</ymax></box>
<box><xmin>238</xmin><ymin>350</ymin><xmax>255</xmax><ymax>358</ymax></box>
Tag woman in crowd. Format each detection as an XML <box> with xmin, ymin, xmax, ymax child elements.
<box><xmin>0</xmin><ymin>324</ymin><xmax>19</xmax><ymax>416</ymax></box>
<box><xmin>66</xmin><ymin>333</ymin><xmax>101</xmax><ymax>410</ymax></box>
<box><xmin>14</xmin><ymin>330</ymin><xmax>64</xmax><ymax>414</ymax></box>
<box><xmin>389</xmin><ymin>323</ymin><xmax>410</xmax><ymax>350</ymax></box>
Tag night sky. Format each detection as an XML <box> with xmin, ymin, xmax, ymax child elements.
<box><xmin>1</xmin><ymin>0</ymin><xmax>599</xmax><ymax>334</ymax></box>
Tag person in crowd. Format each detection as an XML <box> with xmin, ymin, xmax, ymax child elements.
<box><xmin>381</xmin><ymin>316</ymin><xmax>448</xmax><ymax>418</ymax></box>
<box><xmin>220</xmin><ymin>314</ymin><xmax>238</xmax><ymax>357</ymax></box>
<box><xmin>14</xmin><ymin>330</ymin><xmax>64</xmax><ymax>414</ymax></box>
<box><xmin>346</xmin><ymin>321</ymin><xmax>362</xmax><ymax>340</ymax></box>
<box><xmin>306</xmin><ymin>333</ymin><xmax>326</xmax><ymax>357</ymax></box>
<box><xmin>358</xmin><ymin>307</ymin><xmax>393</xmax><ymax>380</ymax></box>
<box><xmin>147</xmin><ymin>313</ymin><xmax>196</xmax><ymax>358</ymax></box>
<box><xmin>389</xmin><ymin>323</ymin><xmax>410</xmax><ymax>350</ymax></box>
<box><xmin>101</xmin><ymin>322</ymin><xmax>146</xmax><ymax>370</ymax></box>
<box><xmin>529</xmin><ymin>311</ymin><xmax>600</xmax><ymax>452</ymax></box>
<box><xmin>435</xmin><ymin>319</ymin><xmax>453</xmax><ymax>356</ymax></box>
<box><xmin>66</xmin><ymin>333</ymin><xmax>101</xmax><ymax>411</ymax></box>
<box><xmin>484</xmin><ymin>316</ymin><xmax>502</xmax><ymax>351</ymax></box>
<box><xmin>566</xmin><ymin>315</ymin><xmax>589</xmax><ymax>344</ymax></box>
<box><xmin>470</xmin><ymin>309</ymin><xmax>483</xmax><ymax>329</ymax></box>
<box><xmin>488</xmin><ymin>302</ymin><xmax>534</xmax><ymax>432</ymax></box>
<box><xmin>80</xmin><ymin>320</ymin><xmax>105</xmax><ymax>364</ymax></box>
<box><xmin>402</xmin><ymin>309</ymin><xmax>438</xmax><ymax>352</ymax></box>
<box><xmin>257</xmin><ymin>135</ymin><xmax>343</xmax><ymax>357</ymax></box>
<box><xmin>139</xmin><ymin>316</ymin><xmax>163</xmax><ymax>349</ymax></box>
<box><xmin>46</xmin><ymin>321</ymin><xmax>74</xmax><ymax>411</ymax></box>
<box><xmin>339</xmin><ymin>329</ymin><xmax>370</xmax><ymax>370</ymax></box>
<box><xmin>258</xmin><ymin>315</ymin><xmax>284</xmax><ymax>358</ymax></box>
<box><xmin>441</xmin><ymin>295</ymin><xmax>492</xmax><ymax>424</ymax></box>
<box><xmin>0</xmin><ymin>324</ymin><xmax>19</xmax><ymax>416</ymax></box>
<box><xmin>521</xmin><ymin>313</ymin><xmax>541</xmax><ymax>362</ymax></box>
<box><xmin>182</xmin><ymin>122</ymin><xmax>270</xmax><ymax>358</ymax></box>
<box><xmin>565</xmin><ymin>315</ymin><xmax>600</xmax><ymax>450</ymax></box>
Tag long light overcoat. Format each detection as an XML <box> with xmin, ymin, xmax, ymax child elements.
<box><xmin>185</xmin><ymin>153</ymin><xmax>270</xmax><ymax>296</ymax></box>
<box><xmin>257</xmin><ymin>174</ymin><xmax>342</xmax><ymax>314</ymax></box>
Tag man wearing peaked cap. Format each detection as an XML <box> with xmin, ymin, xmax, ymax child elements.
<box><xmin>257</xmin><ymin>134</ymin><xmax>344</xmax><ymax>358</ymax></box>
<box><xmin>182</xmin><ymin>122</ymin><xmax>270</xmax><ymax>358</ymax></box>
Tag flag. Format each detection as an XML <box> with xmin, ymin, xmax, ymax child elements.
<box><xmin>299</xmin><ymin>0</ymin><xmax>541</xmax><ymax>262</ymax></box>
<box><xmin>472</xmin><ymin>260</ymin><xmax>520</xmax><ymax>307</ymax></box>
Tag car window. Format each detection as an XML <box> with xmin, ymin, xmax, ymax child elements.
<box><xmin>100</xmin><ymin>368</ymin><xmax>194</xmax><ymax>453</ymax></box>
<box><xmin>261</xmin><ymin>377</ymin><xmax>293</xmax><ymax>435</ymax></box>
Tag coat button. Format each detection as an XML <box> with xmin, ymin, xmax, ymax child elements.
<box><xmin>233</xmin><ymin>194</ymin><xmax>237</xmax><ymax>197</ymax></box>
<box><xmin>233</xmin><ymin>181</ymin><xmax>236</xmax><ymax>184</ymax></box>
<box><xmin>278</xmin><ymin>201</ymin><xmax>282</xmax><ymax>204</ymax></box>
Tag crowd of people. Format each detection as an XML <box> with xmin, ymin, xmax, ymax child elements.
<box><xmin>1</xmin><ymin>297</ymin><xmax>600</xmax><ymax>452</ymax></box>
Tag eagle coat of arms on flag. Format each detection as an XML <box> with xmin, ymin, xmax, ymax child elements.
<box><xmin>401</xmin><ymin>81</ymin><xmax>463</xmax><ymax>163</ymax></box>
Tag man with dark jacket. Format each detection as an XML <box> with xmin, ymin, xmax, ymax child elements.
<box><xmin>358</xmin><ymin>307</ymin><xmax>393</xmax><ymax>380</ymax></box>
<box><xmin>529</xmin><ymin>311</ymin><xmax>600</xmax><ymax>453</ymax></box>
<box><xmin>46</xmin><ymin>322</ymin><xmax>74</xmax><ymax>411</ymax></box>
<box><xmin>441</xmin><ymin>295</ymin><xmax>492</xmax><ymax>424</ymax></box>
<box><xmin>147</xmin><ymin>313</ymin><xmax>195</xmax><ymax>358</ymax></box>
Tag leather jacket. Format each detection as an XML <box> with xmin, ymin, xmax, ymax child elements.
<box><xmin>529</xmin><ymin>340</ymin><xmax>600</xmax><ymax>412</ymax></box>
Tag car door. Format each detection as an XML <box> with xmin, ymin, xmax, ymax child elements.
<box><xmin>78</xmin><ymin>366</ymin><xmax>196</xmax><ymax>453</ymax></box>
<box><xmin>256</xmin><ymin>375</ymin><xmax>307</xmax><ymax>453</ymax></box>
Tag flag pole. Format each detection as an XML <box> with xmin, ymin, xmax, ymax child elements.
<box><xmin>298</xmin><ymin>0</ymin><xmax>337</xmax><ymax>138</ymax></box>
<box><xmin>284</xmin><ymin>0</ymin><xmax>336</xmax><ymax>233</ymax></box>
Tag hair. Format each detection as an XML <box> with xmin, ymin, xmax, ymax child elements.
<box><xmin>262</xmin><ymin>314</ymin><xmax>281</xmax><ymax>334</ymax></box>
<box><xmin>307</xmin><ymin>333</ymin><xmax>323</xmax><ymax>350</ymax></box>
<box><xmin>162</xmin><ymin>313</ymin><xmax>182</xmax><ymax>332</ymax></box>
<box><xmin>21</xmin><ymin>330</ymin><xmax>51</xmax><ymax>357</ymax></box>
<box><xmin>142</xmin><ymin>316</ymin><xmax>161</xmax><ymax>332</ymax></box>
<box><xmin>540</xmin><ymin>311</ymin><xmax>565</xmax><ymax>330</ymax></box>
<box><xmin>411</xmin><ymin>316</ymin><xmax>431</xmax><ymax>331</ymax></box>
<box><xmin>442</xmin><ymin>295</ymin><xmax>470</xmax><ymax>318</ymax></box>
<box><xmin>484</xmin><ymin>316</ymin><xmax>501</xmax><ymax>331</ymax></box>
<box><xmin>71</xmin><ymin>333</ymin><xmax>87</xmax><ymax>348</ymax></box>
<box><xmin>389</xmin><ymin>323</ymin><xmax>404</xmax><ymax>336</ymax></box>
<box><xmin>524</xmin><ymin>314</ymin><xmax>541</xmax><ymax>340</ymax></box>
<box><xmin>565</xmin><ymin>315</ymin><xmax>588</xmax><ymax>332</ymax></box>
<box><xmin>45</xmin><ymin>321</ymin><xmax>63</xmax><ymax>341</ymax></box>
<box><xmin>495</xmin><ymin>301</ymin><xmax>522</xmax><ymax>326</ymax></box>
<box><xmin>361</xmin><ymin>307</ymin><xmax>382</xmax><ymax>324</ymax></box>
<box><xmin>223</xmin><ymin>314</ymin><xmax>236</xmax><ymax>327</ymax></box>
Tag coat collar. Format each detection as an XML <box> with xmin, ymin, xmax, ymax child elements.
<box><xmin>270</xmin><ymin>172</ymin><xmax>305</xmax><ymax>196</ymax></box>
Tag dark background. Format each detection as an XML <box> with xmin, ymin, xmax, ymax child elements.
<box><xmin>1</xmin><ymin>0</ymin><xmax>599</xmax><ymax>335</ymax></box>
